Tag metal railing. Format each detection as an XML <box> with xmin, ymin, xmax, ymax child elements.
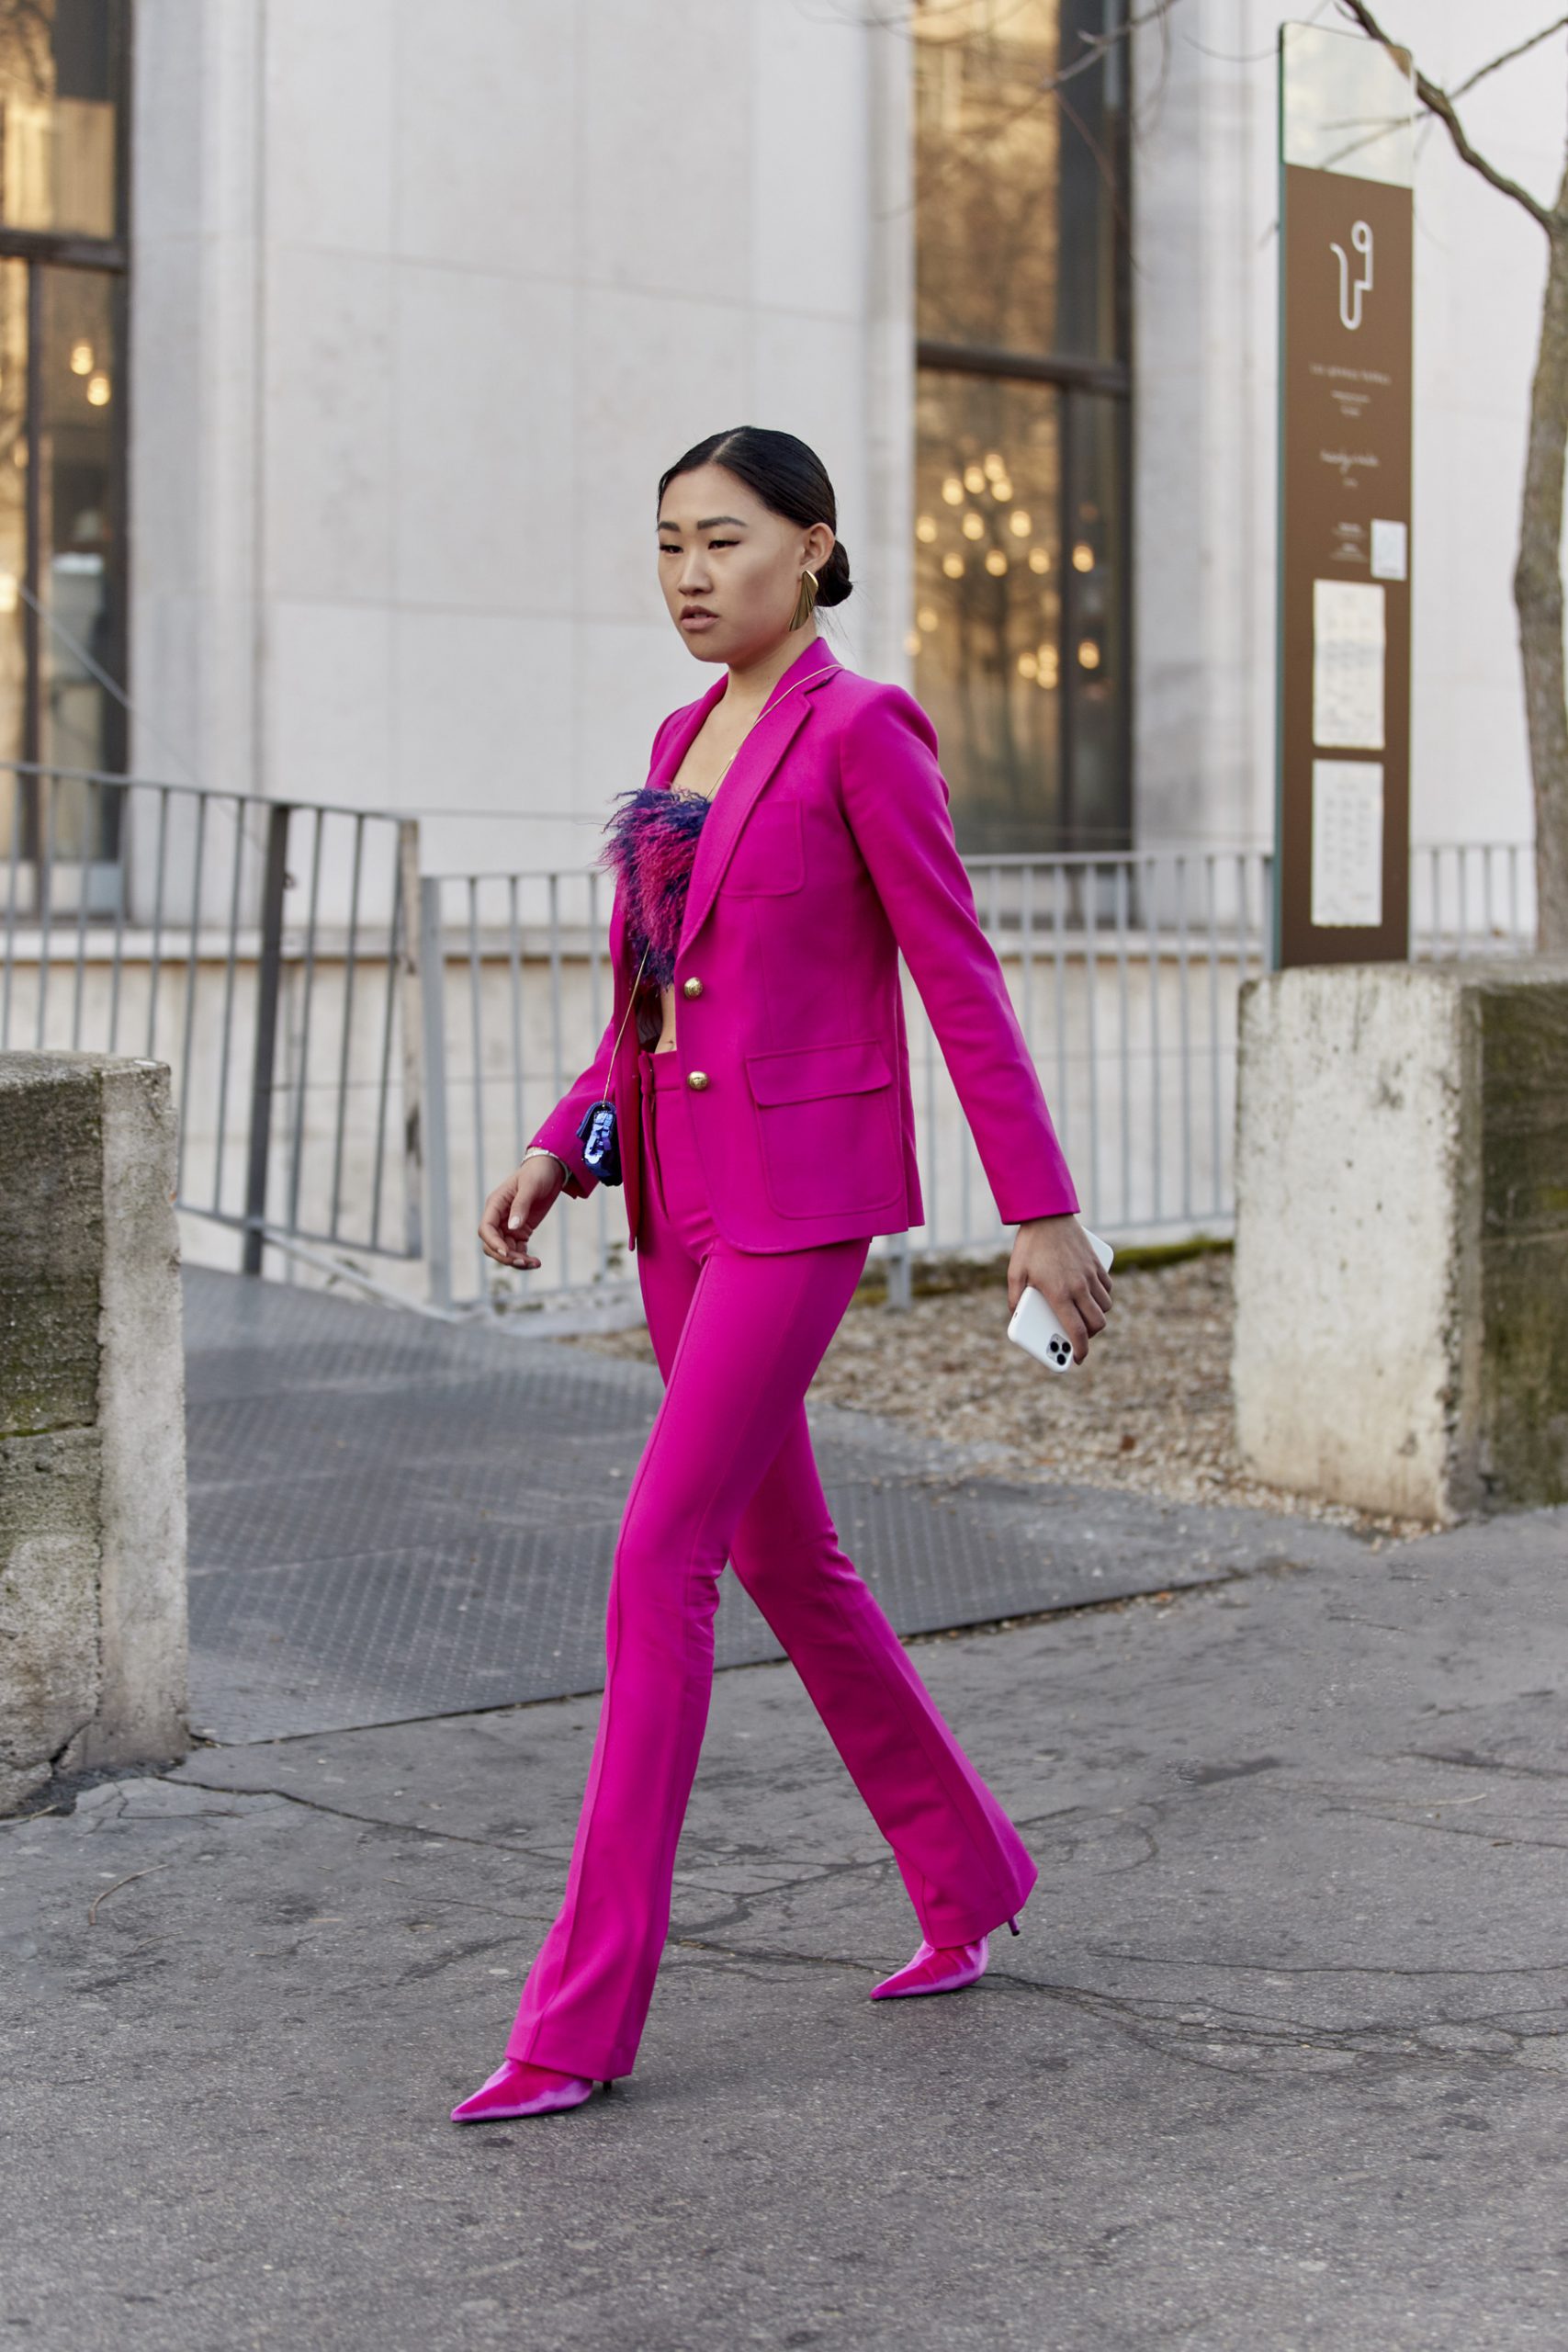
<box><xmin>0</xmin><ymin>761</ymin><xmax>1538</xmax><ymax>1318</ymax></box>
<box><xmin>418</xmin><ymin>838</ymin><xmax>1537</xmax><ymax>1313</ymax></box>
<box><xmin>1410</xmin><ymin>840</ymin><xmax>1537</xmax><ymax>959</ymax></box>
<box><xmin>0</xmin><ymin>762</ymin><xmax>423</xmax><ymax>1294</ymax></box>
<box><xmin>421</xmin><ymin>850</ymin><xmax>1272</xmax><ymax>1310</ymax></box>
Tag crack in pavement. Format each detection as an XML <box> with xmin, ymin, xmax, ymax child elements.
<box><xmin>665</xmin><ymin>1937</ymin><xmax>1568</xmax><ymax>2078</ymax></box>
<box><xmin>109</xmin><ymin>1778</ymin><xmax>1568</xmax><ymax>2004</ymax></box>
<box><xmin>961</xmin><ymin>1974</ymin><xmax>1568</xmax><ymax>2076</ymax></box>
<box><xmin>1080</xmin><ymin>1946</ymin><xmax>1568</xmax><ymax>1982</ymax></box>
<box><xmin>1327</xmin><ymin>1805</ymin><xmax>1568</xmax><ymax>1853</ymax></box>
<box><xmin>49</xmin><ymin>1813</ymin><xmax>1568</xmax><ymax>2077</ymax></box>
<box><xmin>30</xmin><ymin>1811</ymin><xmax>1568</xmax><ymax>2094</ymax></box>
<box><xmin>157</xmin><ymin>1773</ymin><xmax>904</xmax><ymax>1905</ymax></box>
<box><xmin>154</xmin><ymin>1775</ymin><xmax>565</xmax><ymax>1863</ymax></box>
<box><xmin>670</xmin><ymin>1933</ymin><xmax>880</xmax><ymax>1979</ymax></box>
<box><xmin>1400</xmin><ymin>1747</ymin><xmax>1568</xmax><ymax>1784</ymax></box>
<box><xmin>86</xmin><ymin>1775</ymin><xmax>1568</xmax><ymax>2086</ymax></box>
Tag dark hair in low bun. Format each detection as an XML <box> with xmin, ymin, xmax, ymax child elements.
<box><xmin>814</xmin><ymin>537</ymin><xmax>853</xmax><ymax>610</ymax></box>
<box><xmin>658</xmin><ymin>426</ymin><xmax>853</xmax><ymax>610</ymax></box>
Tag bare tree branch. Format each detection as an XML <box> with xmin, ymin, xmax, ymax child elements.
<box><xmin>1046</xmin><ymin>0</ymin><xmax>1179</xmax><ymax>96</ymax></box>
<box><xmin>1335</xmin><ymin>0</ymin><xmax>1559</xmax><ymax>231</ymax></box>
<box><xmin>1331</xmin><ymin>6</ymin><xmax>1568</xmax><ymax>945</ymax></box>
<box><xmin>908</xmin><ymin>0</ymin><xmax>1177</xmax><ymax>223</ymax></box>
<box><xmin>1512</xmin><ymin>140</ymin><xmax>1568</xmax><ymax>953</ymax></box>
<box><xmin>1450</xmin><ymin>14</ymin><xmax>1568</xmax><ymax>104</ymax></box>
<box><xmin>842</xmin><ymin>0</ymin><xmax>1178</xmax><ymax>107</ymax></box>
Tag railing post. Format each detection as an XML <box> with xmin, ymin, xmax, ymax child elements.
<box><xmin>417</xmin><ymin>875</ymin><xmax>453</xmax><ymax>1310</ymax></box>
<box><xmin>242</xmin><ymin>800</ymin><xmax>290</xmax><ymax>1275</ymax></box>
<box><xmin>394</xmin><ymin>820</ymin><xmax>424</xmax><ymax>1261</ymax></box>
<box><xmin>885</xmin><ymin>1228</ymin><xmax>913</xmax><ymax>1311</ymax></box>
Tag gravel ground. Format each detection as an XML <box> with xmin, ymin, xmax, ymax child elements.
<box><xmin>566</xmin><ymin>1248</ymin><xmax>1432</xmax><ymax>1538</ymax></box>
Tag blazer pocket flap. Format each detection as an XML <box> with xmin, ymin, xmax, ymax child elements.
<box><xmin>746</xmin><ymin>1037</ymin><xmax>894</xmax><ymax>1106</ymax></box>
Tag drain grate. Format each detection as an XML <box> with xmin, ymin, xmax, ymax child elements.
<box><xmin>184</xmin><ymin>1268</ymin><xmax>1257</xmax><ymax>1743</ymax></box>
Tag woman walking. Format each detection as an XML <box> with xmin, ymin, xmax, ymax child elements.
<box><xmin>454</xmin><ymin>427</ymin><xmax>1111</xmax><ymax>2122</ymax></box>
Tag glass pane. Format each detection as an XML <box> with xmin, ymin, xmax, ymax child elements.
<box><xmin>38</xmin><ymin>263</ymin><xmax>118</xmax><ymax>801</ymax></box>
<box><xmin>0</xmin><ymin>254</ymin><xmax>24</xmax><ymax>856</ymax></box>
<box><xmin>0</xmin><ymin>0</ymin><xmax>121</xmax><ymax>238</ymax></box>
<box><xmin>1063</xmin><ymin>387</ymin><xmax>1127</xmax><ymax>849</ymax></box>
<box><xmin>914</xmin><ymin>0</ymin><xmax>1125</xmax><ymax>364</ymax></box>
<box><xmin>913</xmin><ymin>369</ymin><xmax>1064</xmax><ymax>854</ymax></box>
<box><xmin>1280</xmin><ymin>22</ymin><xmax>1414</xmax><ymax>187</ymax></box>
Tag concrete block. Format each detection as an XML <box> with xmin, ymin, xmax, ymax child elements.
<box><xmin>0</xmin><ymin>1431</ymin><xmax>102</xmax><ymax>1813</ymax></box>
<box><xmin>0</xmin><ymin>1054</ymin><xmax>188</xmax><ymax>1811</ymax></box>
<box><xmin>88</xmin><ymin>1059</ymin><xmax>190</xmax><ymax>1771</ymax></box>
<box><xmin>0</xmin><ymin>1059</ymin><xmax>103</xmax><ymax>1436</ymax></box>
<box><xmin>1233</xmin><ymin>964</ymin><xmax>1568</xmax><ymax>1521</ymax></box>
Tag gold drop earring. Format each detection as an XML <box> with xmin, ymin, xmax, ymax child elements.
<box><xmin>789</xmin><ymin>568</ymin><xmax>819</xmax><ymax>632</ymax></box>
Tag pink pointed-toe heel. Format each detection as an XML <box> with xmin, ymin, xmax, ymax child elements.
<box><xmin>870</xmin><ymin>1913</ymin><xmax>1021</xmax><ymax>2002</ymax></box>
<box><xmin>449</xmin><ymin>2058</ymin><xmax>608</xmax><ymax>2123</ymax></box>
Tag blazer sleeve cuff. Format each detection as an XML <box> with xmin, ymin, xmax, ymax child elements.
<box><xmin>995</xmin><ymin>1175</ymin><xmax>1082</xmax><ymax>1224</ymax></box>
<box><xmin>528</xmin><ymin>1105</ymin><xmax>600</xmax><ymax>1199</ymax></box>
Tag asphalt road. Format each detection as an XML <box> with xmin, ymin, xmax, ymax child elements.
<box><xmin>7</xmin><ymin>1489</ymin><xmax>1568</xmax><ymax>2349</ymax></box>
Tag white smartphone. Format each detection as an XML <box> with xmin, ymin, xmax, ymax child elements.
<box><xmin>1006</xmin><ymin>1229</ymin><xmax>1114</xmax><ymax>1373</ymax></box>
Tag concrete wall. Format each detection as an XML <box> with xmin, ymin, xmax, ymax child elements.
<box><xmin>129</xmin><ymin>0</ymin><xmax>913</xmax><ymax>895</ymax></box>
<box><xmin>1233</xmin><ymin>963</ymin><xmax>1568</xmax><ymax>1521</ymax></box>
<box><xmin>125</xmin><ymin>2</ymin><xmax>1549</xmax><ymax>897</ymax></box>
<box><xmin>0</xmin><ymin>1054</ymin><xmax>188</xmax><ymax>1812</ymax></box>
<box><xmin>1132</xmin><ymin>1</ymin><xmax>1554</xmax><ymax>854</ymax></box>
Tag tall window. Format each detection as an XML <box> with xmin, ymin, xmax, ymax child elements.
<box><xmin>913</xmin><ymin>0</ymin><xmax>1130</xmax><ymax>854</ymax></box>
<box><xmin>0</xmin><ymin>0</ymin><xmax>128</xmax><ymax>889</ymax></box>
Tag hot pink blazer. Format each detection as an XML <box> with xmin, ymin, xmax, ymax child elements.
<box><xmin>530</xmin><ymin>637</ymin><xmax>1078</xmax><ymax>1255</ymax></box>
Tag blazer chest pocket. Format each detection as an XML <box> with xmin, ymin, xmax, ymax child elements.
<box><xmin>745</xmin><ymin>1036</ymin><xmax>902</xmax><ymax>1219</ymax></box>
<box><xmin>724</xmin><ymin>800</ymin><xmax>805</xmax><ymax>896</ymax></box>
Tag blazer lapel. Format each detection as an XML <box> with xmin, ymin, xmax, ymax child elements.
<box><xmin>678</xmin><ymin>694</ymin><xmax>813</xmax><ymax>952</ymax></box>
<box><xmin>677</xmin><ymin>644</ymin><xmax>842</xmax><ymax>951</ymax></box>
<box><xmin>619</xmin><ymin>642</ymin><xmax>842</xmax><ymax>964</ymax></box>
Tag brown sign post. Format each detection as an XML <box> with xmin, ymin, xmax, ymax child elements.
<box><xmin>1275</xmin><ymin>25</ymin><xmax>1415</xmax><ymax>968</ymax></box>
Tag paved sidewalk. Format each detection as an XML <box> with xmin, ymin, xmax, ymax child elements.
<box><xmin>7</xmin><ymin>1482</ymin><xmax>1568</xmax><ymax>2348</ymax></box>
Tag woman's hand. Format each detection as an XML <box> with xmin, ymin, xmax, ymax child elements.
<box><xmin>1007</xmin><ymin>1214</ymin><xmax>1112</xmax><ymax>1363</ymax></box>
<box><xmin>479</xmin><ymin>1156</ymin><xmax>567</xmax><ymax>1272</ymax></box>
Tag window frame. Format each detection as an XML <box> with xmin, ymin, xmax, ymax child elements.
<box><xmin>913</xmin><ymin>2</ymin><xmax>1133</xmax><ymax>855</ymax></box>
<box><xmin>0</xmin><ymin>0</ymin><xmax>131</xmax><ymax>834</ymax></box>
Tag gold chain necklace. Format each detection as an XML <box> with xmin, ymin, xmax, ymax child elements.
<box><xmin>606</xmin><ymin>658</ymin><xmax>840</xmax><ymax>1053</ymax></box>
<box><xmin>671</xmin><ymin>661</ymin><xmax>840</xmax><ymax>807</ymax></box>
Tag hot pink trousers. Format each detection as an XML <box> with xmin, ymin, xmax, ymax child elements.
<box><xmin>505</xmin><ymin>1046</ymin><xmax>1037</xmax><ymax>2079</ymax></box>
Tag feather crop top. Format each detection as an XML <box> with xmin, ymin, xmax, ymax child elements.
<box><xmin>600</xmin><ymin>786</ymin><xmax>713</xmax><ymax>989</ymax></box>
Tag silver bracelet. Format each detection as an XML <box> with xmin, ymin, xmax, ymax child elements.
<box><xmin>521</xmin><ymin>1145</ymin><xmax>570</xmax><ymax>1181</ymax></box>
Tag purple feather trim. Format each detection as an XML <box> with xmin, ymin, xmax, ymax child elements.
<box><xmin>600</xmin><ymin>786</ymin><xmax>712</xmax><ymax>989</ymax></box>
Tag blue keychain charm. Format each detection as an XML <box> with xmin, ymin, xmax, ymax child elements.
<box><xmin>568</xmin><ymin>941</ymin><xmax>651</xmax><ymax>1190</ymax></box>
<box><xmin>575</xmin><ymin>1099</ymin><xmax>624</xmax><ymax>1187</ymax></box>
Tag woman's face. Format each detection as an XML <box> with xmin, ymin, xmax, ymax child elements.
<box><xmin>656</xmin><ymin>462</ymin><xmax>834</xmax><ymax>667</ymax></box>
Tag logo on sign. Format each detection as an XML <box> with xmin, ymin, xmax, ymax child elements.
<box><xmin>1330</xmin><ymin>220</ymin><xmax>1373</xmax><ymax>331</ymax></box>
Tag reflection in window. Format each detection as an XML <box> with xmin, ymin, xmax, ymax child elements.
<box><xmin>911</xmin><ymin>0</ymin><xmax>1130</xmax><ymax>854</ymax></box>
<box><xmin>1064</xmin><ymin>388</ymin><xmax>1127</xmax><ymax>852</ymax></box>
<box><xmin>39</xmin><ymin>265</ymin><xmax>116</xmax><ymax>777</ymax></box>
<box><xmin>0</xmin><ymin>0</ymin><xmax>120</xmax><ymax>239</ymax></box>
<box><xmin>914</xmin><ymin>372</ymin><xmax>1063</xmax><ymax>854</ymax></box>
<box><xmin>0</xmin><ymin>0</ymin><xmax>125</xmax><ymax>874</ymax></box>
<box><xmin>914</xmin><ymin>0</ymin><xmax>1123</xmax><ymax>365</ymax></box>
